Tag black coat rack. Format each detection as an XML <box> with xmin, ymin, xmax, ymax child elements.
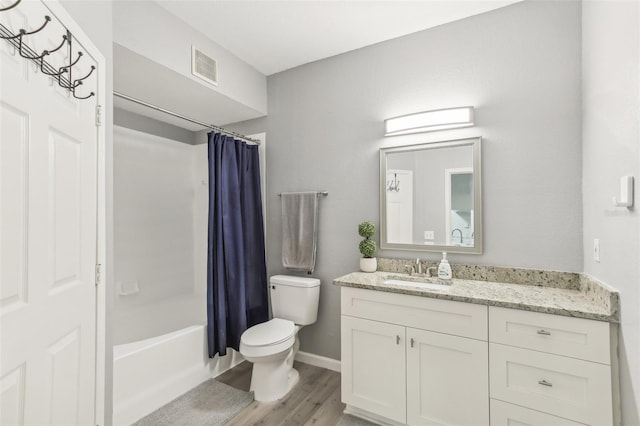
<box><xmin>0</xmin><ymin>0</ymin><xmax>95</xmax><ymax>100</ymax></box>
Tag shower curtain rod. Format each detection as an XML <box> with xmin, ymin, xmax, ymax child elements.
<box><xmin>113</xmin><ymin>91</ymin><xmax>261</xmax><ymax>145</ymax></box>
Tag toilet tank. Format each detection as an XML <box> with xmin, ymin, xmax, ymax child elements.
<box><xmin>270</xmin><ymin>275</ymin><xmax>320</xmax><ymax>325</ymax></box>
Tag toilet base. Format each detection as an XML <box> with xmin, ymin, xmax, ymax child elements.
<box><xmin>243</xmin><ymin>327</ymin><xmax>303</xmax><ymax>402</ymax></box>
<box><xmin>249</xmin><ymin>355</ymin><xmax>299</xmax><ymax>402</ymax></box>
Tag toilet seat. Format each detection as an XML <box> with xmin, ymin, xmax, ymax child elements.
<box><xmin>240</xmin><ymin>318</ymin><xmax>296</xmax><ymax>358</ymax></box>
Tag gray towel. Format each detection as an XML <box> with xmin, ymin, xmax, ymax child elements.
<box><xmin>281</xmin><ymin>192</ymin><xmax>319</xmax><ymax>273</ymax></box>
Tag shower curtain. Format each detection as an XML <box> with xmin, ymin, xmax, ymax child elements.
<box><xmin>207</xmin><ymin>132</ymin><xmax>268</xmax><ymax>358</ymax></box>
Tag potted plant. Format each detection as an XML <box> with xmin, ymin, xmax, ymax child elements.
<box><xmin>358</xmin><ymin>221</ymin><xmax>377</xmax><ymax>273</ymax></box>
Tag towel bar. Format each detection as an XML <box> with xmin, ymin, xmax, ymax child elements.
<box><xmin>278</xmin><ymin>191</ymin><xmax>328</xmax><ymax>197</ymax></box>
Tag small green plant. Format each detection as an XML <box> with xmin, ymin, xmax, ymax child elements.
<box><xmin>358</xmin><ymin>221</ymin><xmax>377</xmax><ymax>258</ymax></box>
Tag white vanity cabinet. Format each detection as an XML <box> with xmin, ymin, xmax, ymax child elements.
<box><xmin>488</xmin><ymin>306</ymin><xmax>618</xmax><ymax>426</ymax></box>
<box><xmin>341</xmin><ymin>287</ymin><xmax>489</xmax><ymax>425</ymax></box>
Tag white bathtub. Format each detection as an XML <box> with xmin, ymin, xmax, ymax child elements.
<box><xmin>113</xmin><ymin>324</ymin><xmax>244</xmax><ymax>425</ymax></box>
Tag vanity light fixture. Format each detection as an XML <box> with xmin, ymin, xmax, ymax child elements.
<box><xmin>384</xmin><ymin>106</ymin><xmax>474</xmax><ymax>136</ymax></box>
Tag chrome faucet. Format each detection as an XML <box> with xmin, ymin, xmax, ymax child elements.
<box><xmin>405</xmin><ymin>259</ymin><xmax>436</xmax><ymax>277</ymax></box>
<box><xmin>404</xmin><ymin>264</ymin><xmax>416</xmax><ymax>276</ymax></box>
<box><xmin>452</xmin><ymin>228</ymin><xmax>463</xmax><ymax>244</ymax></box>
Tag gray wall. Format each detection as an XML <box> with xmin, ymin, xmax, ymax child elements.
<box><xmin>228</xmin><ymin>0</ymin><xmax>583</xmax><ymax>360</ymax></box>
<box><xmin>114</xmin><ymin>108</ymin><xmax>199</xmax><ymax>145</ymax></box>
<box><xmin>582</xmin><ymin>1</ymin><xmax>640</xmax><ymax>423</ymax></box>
<box><xmin>59</xmin><ymin>1</ymin><xmax>114</xmax><ymax>424</ymax></box>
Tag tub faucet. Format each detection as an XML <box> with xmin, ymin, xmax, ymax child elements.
<box><xmin>452</xmin><ymin>228</ymin><xmax>463</xmax><ymax>244</ymax></box>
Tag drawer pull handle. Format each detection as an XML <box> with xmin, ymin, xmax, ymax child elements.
<box><xmin>410</xmin><ymin>338</ymin><xmax>415</xmax><ymax>348</ymax></box>
<box><xmin>538</xmin><ymin>379</ymin><xmax>553</xmax><ymax>387</ymax></box>
<box><xmin>396</xmin><ymin>335</ymin><xmax>400</xmax><ymax>345</ymax></box>
<box><xmin>537</xmin><ymin>329</ymin><xmax>551</xmax><ymax>336</ymax></box>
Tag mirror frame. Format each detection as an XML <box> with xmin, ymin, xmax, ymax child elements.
<box><xmin>379</xmin><ymin>137</ymin><xmax>483</xmax><ymax>254</ymax></box>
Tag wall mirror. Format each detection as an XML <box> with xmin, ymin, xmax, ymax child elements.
<box><xmin>380</xmin><ymin>137</ymin><xmax>482</xmax><ymax>254</ymax></box>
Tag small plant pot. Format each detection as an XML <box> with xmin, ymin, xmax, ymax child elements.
<box><xmin>360</xmin><ymin>257</ymin><xmax>377</xmax><ymax>273</ymax></box>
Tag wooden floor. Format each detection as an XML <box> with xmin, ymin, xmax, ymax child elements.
<box><xmin>216</xmin><ymin>361</ymin><xmax>346</xmax><ymax>425</ymax></box>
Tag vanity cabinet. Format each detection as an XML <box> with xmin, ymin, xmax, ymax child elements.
<box><xmin>341</xmin><ymin>287</ymin><xmax>489</xmax><ymax>425</ymax></box>
<box><xmin>488</xmin><ymin>306</ymin><xmax>617</xmax><ymax>426</ymax></box>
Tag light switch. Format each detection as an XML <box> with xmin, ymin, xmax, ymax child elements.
<box><xmin>424</xmin><ymin>231</ymin><xmax>434</xmax><ymax>240</ymax></box>
<box><xmin>613</xmin><ymin>176</ymin><xmax>634</xmax><ymax>208</ymax></box>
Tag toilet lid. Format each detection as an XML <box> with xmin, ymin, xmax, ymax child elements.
<box><xmin>241</xmin><ymin>318</ymin><xmax>295</xmax><ymax>347</ymax></box>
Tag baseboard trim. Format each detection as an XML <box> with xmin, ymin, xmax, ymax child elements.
<box><xmin>295</xmin><ymin>350</ymin><xmax>341</xmax><ymax>372</ymax></box>
<box><xmin>344</xmin><ymin>405</ymin><xmax>404</xmax><ymax>426</ymax></box>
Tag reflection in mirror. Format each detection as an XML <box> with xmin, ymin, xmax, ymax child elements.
<box><xmin>380</xmin><ymin>137</ymin><xmax>482</xmax><ymax>254</ymax></box>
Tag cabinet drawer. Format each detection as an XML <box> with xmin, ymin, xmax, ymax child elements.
<box><xmin>341</xmin><ymin>287</ymin><xmax>487</xmax><ymax>340</ymax></box>
<box><xmin>490</xmin><ymin>343</ymin><xmax>613</xmax><ymax>426</ymax></box>
<box><xmin>489</xmin><ymin>307</ymin><xmax>610</xmax><ymax>364</ymax></box>
<box><xmin>490</xmin><ymin>399</ymin><xmax>587</xmax><ymax>426</ymax></box>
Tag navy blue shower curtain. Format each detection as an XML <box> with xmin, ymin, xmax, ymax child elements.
<box><xmin>207</xmin><ymin>132</ymin><xmax>268</xmax><ymax>358</ymax></box>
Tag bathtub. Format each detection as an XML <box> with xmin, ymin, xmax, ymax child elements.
<box><xmin>113</xmin><ymin>324</ymin><xmax>244</xmax><ymax>425</ymax></box>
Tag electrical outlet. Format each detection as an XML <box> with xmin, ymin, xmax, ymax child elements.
<box><xmin>594</xmin><ymin>238</ymin><xmax>600</xmax><ymax>262</ymax></box>
<box><xmin>424</xmin><ymin>231</ymin><xmax>434</xmax><ymax>240</ymax></box>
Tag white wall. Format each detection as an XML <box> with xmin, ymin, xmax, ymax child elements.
<box><xmin>193</xmin><ymin>143</ymin><xmax>208</xmax><ymax>300</ymax></box>
<box><xmin>582</xmin><ymin>1</ymin><xmax>640</xmax><ymax>423</ymax></box>
<box><xmin>113</xmin><ymin>126</ymin><xmax>196</xmax><ymax>312</ymax></box>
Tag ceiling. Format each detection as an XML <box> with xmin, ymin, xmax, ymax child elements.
<box><xmin>156</xmin><ymin>1</ymin><xmax>522</xmax><ymax>76</ymax></box>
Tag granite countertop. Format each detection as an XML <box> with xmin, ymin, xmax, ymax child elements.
<box><xmin>333</xmin><ymin>270</ymin><xmax>619</xmax><ymax>323</ymax></box>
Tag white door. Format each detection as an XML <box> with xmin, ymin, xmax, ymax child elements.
<box><xmin>406</xmin><ymin>328</ymin><xmax>489</xmax><ymax>426</ymax></box>
<box><xmin>386</xmin><ymin>169</ymin><xmax>413</xmax><ymax>244</ymax></box>
<box><xmin>1</xmin><ymin>2</ymin><xmax>100</xmax><ymax>425</ymax></box>
<box><xmin>341</xmin><ymin>316</ymin><xmax>406</xmax><ymax>423</ymax></box>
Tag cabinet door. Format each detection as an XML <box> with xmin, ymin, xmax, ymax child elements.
<box><xmin>407</xmin><ymin>328</ymin><xmax>489</xmax><ymax>426</ymax></box>
<box><xmin>341</xmin><ymin>315</ymin><xmax>406</xmax><ymax>423</ymax></box>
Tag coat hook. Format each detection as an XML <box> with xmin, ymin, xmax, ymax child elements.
<box><xmin>72</xmin><ymin>65</ymin><xmax>95</xmax><ymax>87</ymax></box>
<box><xmin>0</xmin><ymin>4</ymin><xmax>95</xmax><ymax>101</ymax></box>
<box><xmin>0</xmin><ymin>0</ymin><xmax>22</xmax><ymax>12</ymax></box>
<box><xmin>72</xmin><ymin>90</ymin><xmax>94</xmax><ymax>100</ymax></box>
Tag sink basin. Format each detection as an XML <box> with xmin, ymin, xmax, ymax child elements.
<box><xmin>383</xmin><ymin>278</ymin><xmax>452</xmax><ymax>291</ymax></box>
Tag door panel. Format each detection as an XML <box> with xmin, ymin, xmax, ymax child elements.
<box><xmin>1</xmin><ymin>364</ymin><xmax>26</xmax><ymax>425</ymax></box>
<box><xmin>0</xmin><ymin>102</ymin><xmax>28</xmax><ymax>313</ymax></box>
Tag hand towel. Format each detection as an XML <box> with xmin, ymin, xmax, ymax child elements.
<box><xmin>281</xmin><ymin>192</ymin><xmax>319</xmax><ymax>273</ymax></box>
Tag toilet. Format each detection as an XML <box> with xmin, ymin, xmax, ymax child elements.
<box><xmin>239</xmin><ymin>275</ymin><xmax>320</xmax><ymax>402</ymax></box>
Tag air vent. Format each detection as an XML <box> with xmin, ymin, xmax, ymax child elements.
<box><xmin>191</xmin><ymin>46</ymin><xmax>218</xmax><ymax>86</ymax></box>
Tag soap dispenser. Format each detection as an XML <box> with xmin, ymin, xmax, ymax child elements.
<box><xmin>437</xmin><ymin>252</ymin><xmax>452</xmax><ymax>280</ymax></box>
